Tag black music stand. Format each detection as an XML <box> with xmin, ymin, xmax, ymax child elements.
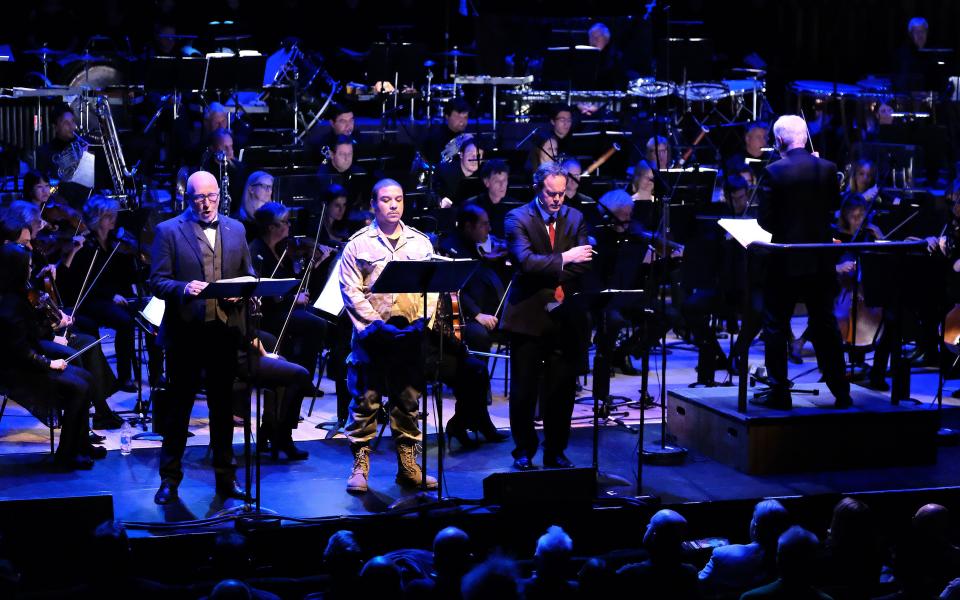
<box><xmin>571</xmin><ymin>289</ymin><xmax>645</xmax><ymax>488</ymax></box>
<box><xmin>199</xmin><ymin>276</ymin><xmax>299</xmax><ymax>513</ymax></box>
<box><xmin>371</xmin><ymin>259</ymin><xmax>478</xmax><ymax>499</ymax></box>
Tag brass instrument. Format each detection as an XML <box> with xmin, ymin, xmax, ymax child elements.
<box><xmin>440</xmin><ymin>133</ymin><xmax>474</xmax><ymax>163</ymax></box>
<box><xmin>52</xmin><ymin>133</ymin><xmax>90</xmax><ymax>181</ymax></box>
<box><xmin>93</xmin><ymin>96</ymin><xmax>136</xmax><ymax>207</ymax></box>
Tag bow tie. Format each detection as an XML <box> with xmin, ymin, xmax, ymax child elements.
<box><xmin>198</xmin><ymin>220</ymin><xmax>219</xmax><ymax>231</ymax></box>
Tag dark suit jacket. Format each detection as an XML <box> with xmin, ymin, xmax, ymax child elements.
<box><xmin>501</xmin><ymin>200</ymin><xmax>589</xmax><ymax>337</ymax></box>
<box><xmin>757</xmin><ymin>148</ymin><xmax>841</xmax><ymax>277</ymax></box>
<box><xmin>149</xmin><ymin>211</ymin><xmax>253</xmax><ymax>346</ymax></box>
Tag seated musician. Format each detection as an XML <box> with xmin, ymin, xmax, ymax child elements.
<box><xmin>466</xmin><ymin>159</ymin><xmax>516</xmax><ymax>238</ymax></box>
<box><xmin>588</xmin><ymin>22</ymin><xmax>631</xmax><ymax>90</ymax></box>
<box><xmin>200</xmin><ymin>128</ymin><xmax>246</xmax><ymax>208</ymax></box>
<box><xmin>645</xmin><ymin>135</ymin><xmax>673</xmax><ymax>170</ymax></box>
<box><xmin>526</xmin><ymin>134</ymin><xmax>560</xmax><ymax>173</ymax></box>
<box><xmin>4</xmin><ymin>201</ymin><xmax>121</xmax><ymax>428</ymax></box>
<box><xmin>549</xmin><ymin>105</ymin><xmax>574</xmax><ymax>157</ymax></box>
<box><xmin>236</xmin><ymin>170</ymin><xmax>274</xmax><ymax>241</ymax></box>
<box><xmin>560</xmin><ymin>157</ymin><xmax>598</xmax><ymax>222</ymax></box>
<box><xmin>681</xmin><ymin>176</ymin><xmax>761</xmax><ymax>385</ymax></box>
<box><xmin>58</xmin><ymin>196</ymin><xmax>156</xmax><ymax>396</ymax></box>
<box><xmin>316</xmin><ymin>102</ymin><xmax>356</xmax><ymax>153</ymax></box>
<box><xmin>34</xmin><ymin>104</ymin><xmax>89</xmax><ymax>209</ymax></box>
<box><xmin>435</xmin><ymin>137</ymin><xmax>482</xmax><ymax>207</ymax></box>
<box><xmin>845</xmin><ymin>158</ymin><xmax>881</xmax><ymax>204</ymax></box>
<box><xmin>724</xmin><ymin>122</ymin><xmax>770</xmax><ymax>183</ymax></box>
<box><xmin>422</xmin><ymin>98</ymin><xmax>472</xmax><ymax>166</ymax></box>
<box><xmin>319</xmin><ymin>183</ymin><xmax>351</xmax><ymax>243</ymax></box>
<box><xmin>249</xmin><ymin>202</ymin><xmax>332</xmax><ymax>397</ymax></box>
<box><xmin>628</xmin><ymin>160</ymin><xmax>656</xmax><ymax>202</ymax></box>
<box><xmin>22</xmin><ymin>170</ymin><xmax>52</xmax><ymax>206</ymax></box>
<box><xmin>0</xmin><ymin>243</ymin><xmax>105</xmax><ymax>469</ymax></box>
<box><xmin>317</xmin><ymin>135</ymin><xmax>365</xmax><ymax>178</ymax></box>
<box><xmin>439</xmin><ymin>203</ymin><xmax>510</xmax><ymax>358</ymax></box>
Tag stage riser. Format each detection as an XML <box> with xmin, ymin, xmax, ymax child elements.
<box><xmin>668</xmin><ymin>393</ymin><xmax>940</xmax><ymax>475</ymax></box>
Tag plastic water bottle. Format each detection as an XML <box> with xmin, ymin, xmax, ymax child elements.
<box><xmin>120</xmin><ymin>422</ymin><xmax>132</xmax><ymax>456</ymax></box>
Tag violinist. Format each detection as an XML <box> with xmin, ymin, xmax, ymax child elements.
<box><xmin>629</xmin><ymin>160</ymin><xmax>656</xmax><ymax>202</ymax></box>
<box><xmin>23</xmin><ymin>170</ymin><xmax>52</xmax><ymax>206</ymax></box>
<box><xmin>59</xmin><ymin>196</ymin><xmax>145</xmax><ymax>396</ymax></box>
<box><xmin>465</xmin><ymin>159</ymin><xmax>517</xmax><ymax>239</ymax></box>
<box><xmin>439</xmin><ymin>203</ymin><xmax>508</xmax><ymax>356</ymax></box>
<box><xmin>236</xmin><ymin>170</ymin><xmax>274</xmax><ymax>241</ymax></box>
<box><xmin>845</xmin><ymin>159</ymin><xmax>881</xmax><ymax>204</ymax></box>
<box><xmin>0</xmin><ymin>243</ymin><xmax>105</xmax><ymax>469</ymax></box>
<box><xmin>526</xmin><ymin>133</ymin><xmax>559</xmax><ymax>174</ymax></box>
<box><xmin>2</xmin><ymin>201</ymin><xmax>120</xmax><ymax>423</ymax></box>
<box><xmin>319</xmin><ymin>184</ymin><xmax>350</xmax><ymax>244</ymax></box>
<box><xmin>249</xmin><ymin>202</ymin><xmax>332</xmax><ymax>393</ymax></box>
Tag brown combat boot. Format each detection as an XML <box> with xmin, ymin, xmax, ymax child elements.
<box><xmin>395</xmin><ymin>442</ymin><xmax>438</xmax><ymax>489</ymax></box>
<box><xmin>346</xmin><ymin>445</ymin><xmax>370</xmax><ymax>493</ymax></box>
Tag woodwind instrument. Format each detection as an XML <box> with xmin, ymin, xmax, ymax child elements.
<box><xmin>584</xmin><ymin>143</ymin><xmax>621</xmax><ymax>176</ymax></box>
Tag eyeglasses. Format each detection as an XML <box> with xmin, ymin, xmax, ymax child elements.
<box><xmin>190</xmin><ymin>192</ymin><xmax>220</xmax><ymax>204</ymax></box>
<box><xmin>252</xmin><ymin>183</ymin><xmax>273</xmax><ymax>190</ymax></box>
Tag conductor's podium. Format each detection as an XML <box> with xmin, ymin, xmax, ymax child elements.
<box><xmin>667</xmin><ymin>383</ymin><xmax>942</xmax><ymax>474</ymax></box>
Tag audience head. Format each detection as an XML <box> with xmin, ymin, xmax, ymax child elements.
<box><xmin>208</xmin><ymin>578</ymin><xmax>252</xmax><ymax>600</ymax></box>
<box><xmin>912</xmin><ymin>503</ymin><xmax>955</xmax><ymax>548</ymax></box>
<box><xmin>433</xmin><ymin>526</ymin><xmax>474</xmax><ymax>578</ymax></box>
<box><xmin>643</xmin><ymin>509</ymin><xmax>688</xmax><ymax>562</ymax></box>
<box><xmin>208</xmin><ymin>532</ymin><xmax>252</xmax><ymax>578</ymax></box>
<box><xmin>750</xmin><ymin>499</ymin><xmax>791</xmax><ymax>553</ymax></box>
<box><xmin>359</xmin><ymin>555</ymin><xmax>403</xmax><ymax>596</ymax></box>
<box><xmin>323</xmin><ymin>530</ymin><xmax>364</xmax><ymax>579</ymax></box>
<box><xmin>534</xmin><ymin>525</ymin><xmax>574</xmax><ymax>578</ymax></box>
<box><xmin>776</xmin><ymin>526</ymin><xmax>820</xmax><ymax>585</ymax></box>
<box><xmin>461</xmin><ymin>556</ymin><xmax>521</xmax><ymax>600</ymax></box>
<box><xmin>578</xmin><ymin>557</ymin><xmax>612</xmax><ymax>597</ymax></box>
<box><xmin>772</xmin><ymin>115</ymin><xmax>808</xmax><ymax>154</ymax></box>
<box><xmin>827</xmin><ymin>497</ymin><xmax>876</xmax><ymax>554</ymax></box>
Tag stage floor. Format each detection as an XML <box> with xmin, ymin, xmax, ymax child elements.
<box><xmin>2</xmin><ymin>317</ymin><xmax>960</xmax><ymax>531</ymax></box>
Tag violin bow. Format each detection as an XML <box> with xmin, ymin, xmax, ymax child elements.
<box><xmin>272</xmin><ymin>202</ymin><xmax>327</xmax><ymax>354</ymax></box>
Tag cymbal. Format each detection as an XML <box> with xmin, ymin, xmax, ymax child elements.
<box><xmin>435</xmin><ymin>49</ymin><xmax>476</xmax><ymax>58</ymax></box>
<box><xmin>156</xmin><ymin>33</ymin><xmax>199</xmax><ymax>40</ymax></box>
<box><xmin>70</xmin><ymin>52</ymin><xmax>108</xmax><ymax>62</ymax></box>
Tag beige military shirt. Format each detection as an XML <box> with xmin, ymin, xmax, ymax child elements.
<box><xmin>338</xmin><ymin>220</ymin><xmax>438</xmax><ymax>333</ymax></box>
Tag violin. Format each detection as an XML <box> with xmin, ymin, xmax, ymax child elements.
<box><xmin>281</xmin><ymin>236</ymin><xmax>340</xmax><ymax>274</ymax></box>
<box><xmin>40</xmin><ymin>199</ymin><xmax>86</xmax><ymax>236</ymax></box>
<box><xmin>26</xmin><ymin>280</ymin><xmax>63</xmax><ymax>331</ymax></box>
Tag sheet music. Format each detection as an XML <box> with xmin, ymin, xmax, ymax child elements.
<box><xmin>718</xmin><ymin>218</ymin><xmax>773</xmax><ymax>248</ymax></box>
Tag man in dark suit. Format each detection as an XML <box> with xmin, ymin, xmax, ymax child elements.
<box><xmin>501</xmin><ymin>162</ymin><xmax>593</xmax><ymax>470</ymax></box>
<box><xmin>757</xmin><ymin>115</ymin><xmax>850</xmax><ymax>409</ymax></box>
<box><xmin>149</xmin><ymin>170</ymin><xmax>254</xmax><ymax>504</ymax></box>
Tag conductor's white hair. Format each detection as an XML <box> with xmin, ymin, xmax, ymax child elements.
<box><xmin>772</xmin><ymin>115</ymin><xmax>808</xmax><ymax>150</ymax></box>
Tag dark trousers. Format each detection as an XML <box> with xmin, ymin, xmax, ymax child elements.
<box><xmin>160</xmin><ymin>321</ymin><xmax>242</xmax><ymax>484</ymax></box>
<box><xmin>7</xmin><ymin>365</ymin><xmax>92</xmax><ymax>459</ymax></box>
<box><xmin>264</xmin><ymin>307</ymin><xmax>328</xmax><ymax>383</ymax></box>
<box><xmin>462</xmin><ymin>321</ymin><xmax>494</xmax><ymax>355</ymax></box>
<box><xmin>85</xmin><ymin>299</ymin><xmax>136</xmax><ymax>382</ymax></box>
<box><xmin>432</xmin><ymin>341</ymin><xmax>496</xmax><ymax>433</ymax></box>
<box><xmin>244</xmin><ymin>354</ymin><xmax>311</xmax><ymax>440</ymax></box>
<box><xmin>508</xmin><ymin>330</ymin><xmax>577</xmax><ymax>459</ymax></box>
<box><xmin>40</xmin><ymin>333</ymin><xmax>114</xmax><ymax>415</ymax></box>
<box><xmin>762</xmin><ymin>274</ymin><xmax>849</xmax><ymax>401</ymax></box>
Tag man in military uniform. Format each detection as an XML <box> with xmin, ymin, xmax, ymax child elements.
<box><xmin>338</xmin><ymin>178</ymin><xmax>439</xmax><ymax>493</ymax></box>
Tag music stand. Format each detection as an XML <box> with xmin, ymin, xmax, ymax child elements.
<box><xmin>199</xmin><ymin>276</ymin><xmax>299</xmax><ymax>513</ymax></box>
<box><xmin>542</xmin><ymin>46</ymin><xmax>601</xmax><ymax>89</ymax></box>
<box><xmin>371</xmin><ymin>258</ymin><xmax>478</xmax><ymax>498</ymax></box>
<box><xmin>570</xmin><ymin>289</ymin><xmax>644</xmax><ymax>487</ymax></box>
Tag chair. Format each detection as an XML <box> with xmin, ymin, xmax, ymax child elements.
<box><xmin>0</xmin><ymin>386</ymin><xmax>59</xmax><ymax>455</ymax></box>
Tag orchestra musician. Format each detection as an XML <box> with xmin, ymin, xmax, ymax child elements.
<box><xmin>526</xmin><ymin>134</ymin><xmax>560</xmax><ymax>173</ymax></box>
<box><xmin>645</xmin><ymin>136</ymin><xmax>673</xmax><ymax>170</ymax></box>
<box><xmin>724</xmin><ymin>122</ymin><xmax>771</xmax><ymax>184</ymax></box>
<box><xmin>422</xmin><ymin>98</ymin><xmax>472</xmax><ymax>166</ymax></box>
<box><xmin>317</xmin><ymin>102</ymin><xmax>356</xmax><ymax>152</ymax></box>
<box><xmin>628</xmin><ymin>160</ymin><xmax>656</xmax><ymax>202</ymax></box>
<box><xmin>756</xmin><ymin>115</ymin><xmax>851</xmax><ymax>409</ymax></box>
<box><xmin>149</xmin><ymin>170</ymin><xmax>253</xmax><ymax>505</ymax></box>
<box><xmin>236</xmin><ymin>170</ymin><xmax>275</xmax><ymax>241</ymax></box>
<box><xmin>34</xmin><ymin>104</ymin><xmax>90</xmax><ymax>209</ymax></box>
<box><xmin>560</xmin><ymin>157</ymin><xmax>598</xmax><ymax>223</ymax></box>
<box><xmin>317</xmin><ymin>135</ymin><xmax>364</xmax><ymax>178</ymax></box>
<box><xmin>22</xmin><ymin>170</ymin><xmax>52</xmax><ymax>206</ymax></box>
<box><xmin>0</xmin><ymin>243</ymin><xmax>105</xmax><ymax>470</ymax></box>
<box><xmin>249</xmin><ymin>202</ymin><xmax>332</xmax><ymax>394</ymax></box>
<box><xmin>338</xmin><ymin>178</ymin><xmax>438</xmax><ymax>493</ymax></box>
<box><xmin>501</xmin><ymin>162</ymin><xmax>593</xmax><ymax>470</ymax></box>
<box><xmin>465</xmin><ymin>159</ymin><xmax>517</xmax><ymax>239</ymax></box>
<box><xmin>201</xmin><ymin>128</ymin><xmax>246</xmax><ymax>208</ymax></box>
<box><xmin>435</xmin><ymin>136</ymin><xmax>482</xmax><ymax>207</ymax></box>
<box><xmin>549</xmin><ymin>105</ymin><xmax>574</xmax><ymax>157</ymax></box>
<box><xmin>845</xmin><ymin>158</ymin><xmax>881</xmax><ymax>204</ymax></box>
<box><xmin>319</xmin><ymin>183</ymin><xmax>351</xmax><ymax>244</ymax></box>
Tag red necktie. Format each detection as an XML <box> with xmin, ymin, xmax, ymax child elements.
<box><xmin>549</xmin><ymin>219</ymin><xmax>564</xmax><ymax>302</ymax></box>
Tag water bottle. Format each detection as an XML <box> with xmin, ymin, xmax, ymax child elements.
<box><xmin>120</xmin><ymin>422</ymin><xmax>132</xmax><ymax>456</ymax></box>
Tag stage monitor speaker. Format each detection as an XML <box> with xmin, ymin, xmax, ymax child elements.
<box><xmin>482</xmin><ymin>467</ymin><xmax>597</xmax><ymax>506</ymax></box>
